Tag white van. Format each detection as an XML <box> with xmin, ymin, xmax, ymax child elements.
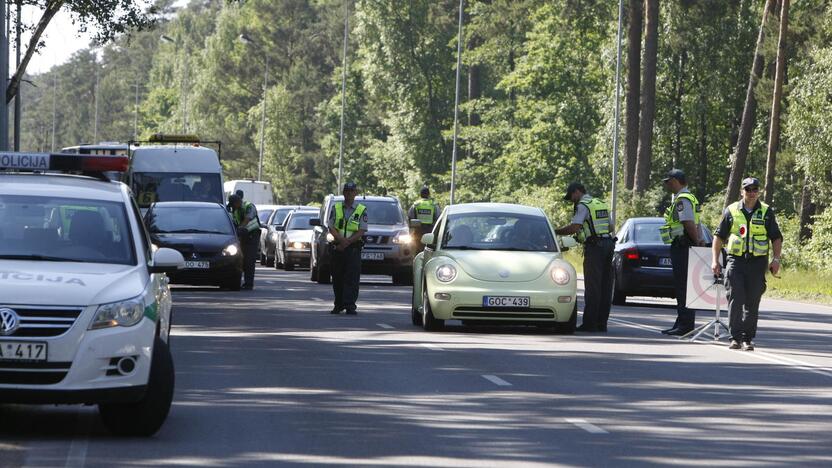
<box><xmin>224</xmin><ymin>180</ymin><xmax>275</xmax><ymax>206</ymax></box>
<box><xmin>127</xmin><ymin>135</ymin><xmax>224</xmax><ymax>211</ymax></box>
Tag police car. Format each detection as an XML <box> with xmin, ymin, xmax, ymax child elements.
<box><xmin>0</xmin><ymin>152</ymin><xmax>185</xmax><ymax>436</ymax></box>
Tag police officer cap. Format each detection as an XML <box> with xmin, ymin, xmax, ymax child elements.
<box><xmin>662</xmin><ymin>169</ymin><xmax>686</xmax><ymax>184</ymax></box>
<box><xmin>342</xmin><ymin>181</ymin><xmax>358</xmax><ymax>191</ymax></box>
<box><xmin>228</xmin><ymin>194</ymin><xmax>241</xmax><ymax>204</ymax></box>
<box><xmin>742</xmin><ymin>177</ymin><xmax>761</xmax><ymax>189</ymax></box>
<box><xmin>420</xmin><ymin>185</ymin><xmax>430</xmax><ymax>196</ymax></box>
<box><xmin>235</xmin><ymin>190</ymin><xmax>244</xmax><ymax>198</ymax></box>
<box><xmin>563</xmin><ymin>182</ymin><xmax>586</xmax><ymax>201</ymax></box>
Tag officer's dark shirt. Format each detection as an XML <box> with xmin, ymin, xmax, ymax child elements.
<box><xmin>714</xmin><ymin>200</ymin><xmax>783</xmax><ymax>243</ymax></box>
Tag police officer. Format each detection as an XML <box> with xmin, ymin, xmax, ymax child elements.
<box><xmin>229</xmin><ymin>193</ymin><xmax>260</xmax><ymax>290</ymax></box>
<box><xmin>660</xmin><ymin>169</ymin><xmax>706</xmax><ymax>336</ymax></box>
<box><xmin>328</xmin><ymin>182</ymin><xmax>368</xmax><ymax>315</ymax></box>
<box><xmin>555</xmin><ymin>182</ymin><xmax>614</xmax><ymax>332</ymax></box>
<box><xmin>712</xmin><ymin>177</ymin><xmax>783</xmax><ymax>351</ymax></box>
<box><xmin>408</xmin><ymin>186</ymin><xmax>440</xmax><ymax>249</ymax></box>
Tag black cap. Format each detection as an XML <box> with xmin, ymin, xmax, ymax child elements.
<box><xmin>563</xmin><ymin>182</ymin><xmax>586</xmax><ymax>201</ymax></box>
<box><xmin>235</xmin><ymin>189</ymin><xmax>244</xmax><ymax>198</ymax></box>
<box><xmin>228</xmin><ymin>194</ymin><xmax>241</xmax><ymax>204</ymax></box>
<box><xmin>420</xmin><ymin>185</ymin><xmax>430</xmax><ymax>196</ymax></box>
<box><xmin>662</xmin><ymin>169</ymin><xmax>686</xmax><ymax>184</ymax></box>
<box><xmin>742</xmin><ymin>177</ymin><xmax>761</xmax><ymax>189</ymax></box>
<box><xmin>342</xmin><ymin>181</ymin><xmax>358</xmax><ymax>191</ymax></box>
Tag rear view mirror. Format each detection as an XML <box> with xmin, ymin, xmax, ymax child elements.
<box><xmin>149</xmin><ymin>248</ymin><xmax>185</xmax><ymax>274</ymax></box>
<box><xmin>560</xmin><ymin>236</ymin><xmax>578</xmax><ymax>251</ymax></box>
<box><xmin>421</xmin><ymin>233</ymin><xmax>435</xmax><ymax>246</ymax></box>
<box><xmin>409</xmin><ymin>219</ymin><xmax>422</xmax><ymax>229</ymax></box>
<box><xmin>309</xmin><ymin>218</ymin><xmax>321</xmax><ymax>227</ymax></box>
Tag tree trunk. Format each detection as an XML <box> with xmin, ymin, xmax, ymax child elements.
<box><xmin>764</xmin><ymin>0</ymin><xmax>788</xmax><ymax>205</ymax></box>
<box><xmin>673</xmin><ymin>51</ymin><xmax>687</xmax><ymax>168</ymax></box>
<box><xmin>624</xmin><ymin>0</ymin><xmax>642</xmax><ymax>190</ymax></box>
<box><xmin>698</xmin><ymin>101</ymin><xmax>707</xmax><ymax>200</ymax></box>
<box><xmin>798</xmin><ymin>173</ymin><xmax>816</xmax><ymax>241</ymax></box>
<box><xmin>633</xmin><ymin>0</ymin><xmax>658</xmax><ymax>194</ymax></box>
<box><xmin>6</xmin><ymin>0</ymin><xmax>66</xmax><ymax>104</ymax></box>
<box><xmin>724</xmin><ymin>0</ymin><xmax>775</xmax><ymax>207</ymax></box>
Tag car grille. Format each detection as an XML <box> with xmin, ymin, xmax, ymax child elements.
<box><xmin>453</xmin><ymin>307</ymin><xmax>555</xmax><ymax>319</ymax></box>
<box><xmin>363</xmin><ymin>235</ymin><xmax>390</xmax><ymax>245</ymax></box>
<box><xmin>1</xmin><ymin>306</ymin><xmax>83</xmax><ymax>337</ymax></box>
<box><xmin>0</xmin><ymin>361</ymin><xmax>71</xmax><ymax>385</ymax></box>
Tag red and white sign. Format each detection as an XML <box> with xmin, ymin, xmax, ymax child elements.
<box><xmin>686</xmin><ymin>246</ymin><xmax>725</xmax><ymax>310</ymax></box>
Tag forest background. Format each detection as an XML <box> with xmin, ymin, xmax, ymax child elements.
<box><xmin>15</xmin><ymin>0</ymin><xmax>832</xmax><ymax>298</ymax></box>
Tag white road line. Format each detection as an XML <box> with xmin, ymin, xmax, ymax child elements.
<box><xmin>481</xmin><ymin>374</ymin><xmax>512</xmax><ymax>386</ymax></box>
<box><xmin>64</xmin><ymin>411</ymin><xmax>92</xmax><ymax>468</ymax></box>
<box><xmin>377</xmin><ymin>323</ymin><xmax>394</xmax><ymax>329</ymax></box>
<box><xmin>422</xmin><ymin>343</ymin><xmax>445</xmax><ymax>351</ymax></box>
<box><xmin>565</xmin><ymin>418</ymin><xmax>609</xmax><ymax>434</ymax></box>
<box><xmin>609</xmin><ymin>317</ymin><xmax>663</xmax><ymax>333</ymax></box>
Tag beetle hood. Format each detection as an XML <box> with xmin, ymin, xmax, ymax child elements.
<box><xmin>440</xmin><ymin>250</ymin><xmax>557</xmax><ymax>282</ymax></box>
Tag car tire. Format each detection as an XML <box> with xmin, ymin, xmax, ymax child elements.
<box><xmin>285</xmin><ymin>261</ymin><xmax>295</xmax><ymax>271</ymax></box>
<box><xmin>259</xmin><ymin>253</ymin><xmax>267</xmax><ymax>265</ymax></box>
<box><xmin>265</xmin><ymin>253</ymin><xmax>275</xmax><ymax>267</ymax></box>
<box><xmin>611</xmin><ymin>275</ymin><xmax>627</xmax><ymax>306</ymax></box>
<box><xmin>411</xmin><ymin>306</ymin><xmax>423</xmax><ymax>326</ymax></box>
<box><xmin>221</xmin><ymin>275</ymin><xmax>241</xmax><ymax>291</ymax></box>
<box><xmin>276</xmin><ymin>247</ymin><xmax>285</xmax><ymax>270</ymax></box>
<box><xmin>421</xmin><ymin>285</ymin><xmax>444</xmax><ymax>331</ymax></box>
<box><xmin>310</xmin><ymin>263</ymin><xmax>319</xmax><ymax>282</ymax></box>
<box><xmin>98</xmin><ymin>337</ymin><xmax>175</xmax><ymax>437</ymax></box>
<box><xmin>555</xmin><ymin>303</ymin><xmax>577</xmax><ymax>335</ymax></box>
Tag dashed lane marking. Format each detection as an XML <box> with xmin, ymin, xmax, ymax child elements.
<box><xmin>377</xmin><ymin>323</ymin><xmax>394</xmax><ymax>329</ymax></box>
<box><xmin>482</xmin><ymin>374</ymin><xmax>512</xmax><ymax>386</ymax></box>
<box><xmin>565</xmin><ymin>418</ymin><xmax>609</xmax><ymax>434</ymax></box>
<box><xmin>422</xmin><ymin>343</ymin><xmax>445</xmax><ymax>351</ymax></box>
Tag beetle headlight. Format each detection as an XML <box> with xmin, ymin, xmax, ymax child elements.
<box><xmin>550</xmin><ymin>265</ymin><xmax>571</xmax><ymax>285</ymax></box>
<box><xmin>222</xmin><ymin>244</ymin><xmax>239</xmax><ymax>256</ymax></box>
<box><xmin>436</xmin><ymin>264</ymin><xmax>457</xmax><ymax>283</ymax></box>
<box><xmin>90</xmin><ymin>297</ymin><xmax>145</xmax><ymax>330</ymax></box>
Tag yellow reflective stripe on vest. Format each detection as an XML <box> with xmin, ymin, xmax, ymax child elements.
<box><xmin>234</xmin><ymin>202</ymin><xmax>260</xmax><ymax>232</ymax></box>
<box><xmin>334</xmin><ymin>202</ymin><xmax>366</xmax><ymax>237</ymax></box>
<box><xmin>415</xmin><ymin>199</ymin><xmax>435</xmax><ymax>225</ymax></box>
<box><xmin>577</xmin><ymin>197</ymin><xmax>610</xmax><ymax>243</ymax></box>
<box><xmin>661</xmin><ymin>192</ymin><xmax>701</xmax><ymax>244</ymax></box>
<box><xmin>726</xmin><ymin>201</ymin><xmax>769</xmax><ymax>257</ymax></box>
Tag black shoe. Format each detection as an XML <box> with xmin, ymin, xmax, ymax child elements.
<box><xmin>661</xmin><ymin>327</ymin><xmax>676</xmax><ymax>335</ymax></box>
<box><xmin>576</xmin><ymin>324</ymin><xmax>598</xmax><ymax>332</ymax></box>
<box><xmin>742</xmin><ymin>341</ymin><xmax>755</xmax><ymax>351</ymax></box>
<box><xmin>729</xmin><ymin>339</ymin><xmax>741</xmax><ymax>350</ymax></box>
<box><xmin>330</xmin><ymin>308</ymin><xmax>343</xmax><ymax>314</ymax></box>
<box><xmin>241</xmin><ymin>284</ymin><xmax>253</xmax><ymax>290</ymax></box>
<box><xmin>345</xmin><ymin>309</ymin><xmax>357</xmax><ymax>315</ymax></box>
<box><xmin>598</xmin><ymin>325</ymin><xmax>608</xmax><ymax>332</ymax></box>
<box><xmin>667</xmin><ymin>327</ymin><xmax>693</xmax><ymax>336</ymax></box>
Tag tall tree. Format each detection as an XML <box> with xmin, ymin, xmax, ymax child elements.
<box><xmin>763</xmin><ymin>0</ymin><xmax>789</xmax><ymax>205</ymax></box>
<box><xmin>633</xmin><ymin>0</ymin><xmax>658</xmax><ymax>194</ymax></box>
<box><xmin>624</xmin><ymin>0</ymin><xmax>642</xmax><ymax>190</ymax></box>
<box><xmin>725</xmin><ymin>0</ymin><xmax>775</xmax><ymax>207</ymax></box>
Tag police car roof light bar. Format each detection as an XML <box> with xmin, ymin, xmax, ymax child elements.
<box><xmin>0</xmin><ymin>151</ymin><xmax>129</xmax><ymax>174</ymax></box>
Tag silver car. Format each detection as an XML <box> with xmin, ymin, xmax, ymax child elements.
<box><xmin>275</xmin><ymin>209</ymin><xmax>319</xmax><ymax>270</ymax></box>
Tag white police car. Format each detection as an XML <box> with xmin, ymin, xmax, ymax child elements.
<box><xmin>0</xmin><ymin>152</ymin><xmax>185</xmax><ymax>436</ymax></box>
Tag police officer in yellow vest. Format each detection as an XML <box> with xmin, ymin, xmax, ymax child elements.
<box><xmin>408</xmin><ymin>186</ymin><xmax>440</xmax><ymax>249</ymax></box>
<box><xmin>712</xmin><ymin>177</ymin><xmax>782</xmax><ymax>351</ymax></box>
<box><xmin>229</xmin><ymin>193</ymin><xmax>261</xmax><ymax>290</ymax></box>
<box><xmin>555</xmin><ymin>182</ymin><xmax>615</xmax><ymax>332</ymax></box>
<box><xmin>660</xmin><ymin>169</ymin><xmax>706</xmax><ymax>335</ymax></box>
<box><xmin>328</xmin><ymin>182</ymin><xmax>368</xmax><ymax>315</ymax></box>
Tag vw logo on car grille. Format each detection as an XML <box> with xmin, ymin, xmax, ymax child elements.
<box><xmin>498</xmin><ymin>269</ymin><xmax>510</xmax><ymax>278</ymax></box>
<box><xmin>0</xmin><ymin>308</ymin><xmax>20</xmax><ymax>336</ymax></box>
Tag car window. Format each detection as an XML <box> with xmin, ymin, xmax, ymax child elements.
<box><xmin>132</xmin><ymin>172</ymin><xmax>222</xmax><ymax>208</ymax></box>
<box><xmin>633</xmin><ymin>223</ymin><xmax>664</xmax><ymax>243</ymax></box>
<box><xmin>146</xmin><ymin>205</ymin><xmax>235</xmax><ymax>235</ymax></box>
<box><xmin>287</xmin><ymin>213</ymin><xmax>316</xmax><ymax>230</ymax></box>
<box><xmin>441</xmin><ymin>212</ymin><xmax>556</xmax><ymax>252</ymax></box>
<box><xmin>270</xmin><ymin>208</ymin><xmax>293</xmax><ymax>226</ymax></box>
<box><xmin>325</xmin><ymin>199</ymin><xmax>404</xmax><ymax>226</ymax></box>
<box><xmin>258</xmin><ymin>209</ymin><xmax>274</xmax><ymax>224</ymax></box>
<box><xmin>0</xmin><ymin>194</ymin><xmax>137</xmax><ymax>265</ymax></box>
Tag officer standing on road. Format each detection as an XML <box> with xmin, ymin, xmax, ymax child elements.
<box><xmin>229</xmin><ymin>193</ymin><xmax>260</xmax><ymax>290</ymax></box>
<box><xmin>409</xmin><ymin>186</ymin><xmax>440</xmax><ymax>250</ymax></box>
<box><xmin>660</xmin><ymin>169</ymin><xmax>706</xmax><ymax>336</ymax></box>
<box><xmin>555</xmin><ymin>182</ymin><xmax>614</xmax><ymax>332</ymax></box>
<box><xmin>712</xmin><ymin>177</ymin><xmax>783</xmax><ymax>351</ymax></box>
<box><xmin>329</xmin><ymin>182</ymin><xmax>368</xmax><ymax>315</ymax></box>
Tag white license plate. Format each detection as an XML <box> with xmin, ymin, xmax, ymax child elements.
<box><xmin>659</xmin><ymin>257</ymin><xmax>672</xmax><ymax>266</ymax></box>
<box><xmin>483</xmin><ymin>296</ymin><xmax>530</xmax><ymax>308</ymax></box>
<box><xmin>184</xmin><ymin>261</ymin><xmax>210</xmax><ymax>269</ymax></box>
<box><xmin>0</xmin><ymin>341</ymin><xmax>47</xmax><ymax>362</ymax></box>
<box><xmin>361</xmin><ymin>252</ymin><xmax>384</xmax><ymax>261</ymax></box>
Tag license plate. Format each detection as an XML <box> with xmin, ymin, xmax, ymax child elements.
<box><xmin>0</xmin><ymin>341</ymin><xmax>47</xmax><ymax>362</ymax></box>
<box><xmin>483</xmin><ymin>296</ymin><xmax>530</xmax><ymax>308</ymax></box>
<box><xmin>184</xmin><ymin>261</ymin><xmax>210</xmax><ymax>269</ymax></box>
<box><xmin>361</xmin><ymin>252</ymin><xmax>384</xmax><ymax>261</ymax></box>
<box><xmin>659</xmin><ymin>257</ymin><xmax>672</xmax><ymax>266</ymax></box>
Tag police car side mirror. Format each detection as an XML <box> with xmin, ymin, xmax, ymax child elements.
<box><xmin>149</xmin><ymin>248</ymin><xmax>185</xmax><ymax>274</ymax></box>
<box><xmin>559</xmin><ymin>236</ymin><xmax>577</xmax><ymax>251</ymax></box>
<box><xmin>309</xmin><ymin>218</ymin><xmax>321</xmax><ymax>227</ymax></box>
<box><xmin>409</xmin><ymin>219</ymin><xmax>422</xmax><ymax>229</ymax></box>
<box><xmin>421</xmin><ymin>233</ymin><xmax>435</xmax><ymax>246</ymax></box>
<box><xmin>275</xmin><ymin>225</ymin><xmax>285</xmax><ymax>231</ymax></box>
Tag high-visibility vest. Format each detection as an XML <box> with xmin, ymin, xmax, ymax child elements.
<box><xmin>660</xmin><ymin>192</ymin><xmax>701</xmax><ymax>244</ymax></box>
<box><xmin>576</xmin><ymin>197</ymin><xmax>611</xmax><ymax>243</ymax></box>
<box><xmin>334</xmin><ymin>202</ymin><xmax>367</xmax><ymax>237</ymax></box>
<box><xmin>414</xmin><ymin>198</ymin><xmax>436</xmax><ymax>225</ymax></box>
<box><xmin>233</xmin><ymin>202</ymin><xmax>261</xmax><ymax>233</ymax></box>
<box><xmin>726</xmin><ymin>201</ymin><xmax>770</xmax><ymax>257</ymax></box>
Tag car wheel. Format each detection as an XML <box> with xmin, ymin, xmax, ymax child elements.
<box><xmin>265</xmin><ymin>252</ymin><xmax>275</xmax><ymax>268</ymax></box>
<box><xmin>611</xmin><ymin>275</ymin><xmax>627</xmax><ymax>306</ymax></box>
<box><xmin>310</xmin><ymin>263</ymin><xmax>319</xmax><ymax>281</ymax></box>
<box><xmin>285</xmin><ymin>261</ymin><xmax>295</xmax><ymax>271</ymax></box>
<box><xmin>555</xmin><ymin>303</ymin><xmax>577</xmax><ymax>335</ymax></box>
<box><xmin>98</xmin><ymin>337</ymin><xmax>175</xmax><ymax>437</ymax></box>
<box><xmin>411</xmin><ymin>306</ymin><xmax>423</xmax><ymax>326</ymax></box>
<box><xmin>421</xmin><ymin>285</ymin><xmax>444</xmax><ymax>331</ymax></box>
<box><xmin>259</xmin><ymin>253</ymin><xmax>267</xmax><ymax>265</ymax></box>
<box><xmin>276</xmin><ymin>247</ymin><xmax>285</xmax><ymax>269</ymax></box>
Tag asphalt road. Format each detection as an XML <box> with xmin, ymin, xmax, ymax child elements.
<box><xmin>2</xmin><ymin>266</ymin><xmax>831</xmax><ymax>467</ymax></box>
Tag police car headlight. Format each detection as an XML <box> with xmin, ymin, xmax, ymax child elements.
<box><xmin>90</xmin><ymin>297</ymin><xmax>145</xmax><ymax>330</ymax></box>
<box><xmin>436</xmin><ymin>264</ymin><xmax>457</xmax><ymax>283</ymax></box>
<box><xmin>393</xmin><ymin>231</ymin><xmax>413</xmax><ymax>244</ymax></box>
<box><xmin>222</xmin><ymin>244</ymin><xmax>240</xmax><ymax>256</ymax></box>
<box><xmin>550</xmin><ymin>265</ymin><xmax>570</xmax><ymax>285</ymax></box>
<box><xmin>326</xmin><ymin>232</ymin><xmax>335</xmax><ymax>243</ymax></box>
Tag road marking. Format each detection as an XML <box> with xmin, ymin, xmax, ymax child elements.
<box><xmin>377</xmin><ymin>323</ymin><xmax>394</xmax><ymax>329</ymax></box>
<box><xmin>422</xmin><ymin>343</ymin><xmax>444</xmax><ymax>351</ymax></box>
<box><xmin>64</xmin><ymin>411</ymin><xmax>92</xmax><ymax>468</ymax></box>
<box><xmin>482</xmin><ymin>374</ymin><xmax>512</xmax><ymax>386</ymax></box>
<box><xmin>565</xmin><ymin>418</ymin><xmax>609</xmax><ymax>434</ymax></box>
<box><xmin>609</xmin><ymin>317</ymin><xmax>663</xmax><ymax>333</ymax></box>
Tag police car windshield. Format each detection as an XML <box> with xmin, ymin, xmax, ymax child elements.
<box><xmin>0</xmin><ymin>195</ymin><xmax>137</xmax><ymax>265</ymax></box>
<box><xmin>132</xmin><ymin>173</ymin><xmax>222</xmax><ymax>208</ymax></box>
<box><xmin>146</xmin><ymin>205</ymin><xmax>234</xmax><ymax>235</ymax></box>
<box><xmin>442</xmin><ymin>213</ymin><xmax>556</xmax><ymax>252</ymax></box>
<box><xmin>287</xmin><ymin>213</ymin><xmax>316</xmax><ymax>230</ymax></box>
<box><xmin>336</xmin><ymin>200</ymin><xmax>402</xmax><ymax>226</ymax></box>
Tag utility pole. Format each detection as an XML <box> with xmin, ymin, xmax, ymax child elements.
<box><xmin>12</xmin><ymin>0</ymin><xmax>20</xmax><ymax>151</ymax></box>
<box><xmin>134</xmin><ymin>81</ymin><xmax>140</xmax><ymax>141</ymax></box>
<box><xmin>610</xmin><ymin>0</ymin><xmax>624</xmax><ymax>228</ymax></box>
<box><xmin>337</xmin><ymin>0</ymin><xmax>349</xmax><ymax>191</ymax></box>
<box><xmin>449</xmin><ymin>0</ymin><xmax>464</xmax><ymax>205</ymax></box>
<box><xmin>93</xmin><ymin>56</ymin><xmax>99</xmax><ymax>143</ymax></box>
<box><xmin>0</xmin><ymin>2</ymin><xmax>9</xmax><ymax>151</ymax></box>
<box><xmin>51</xmin><ymin>73</ymin><xmax>57</xmax><ymax>151</ymax></box>
<box><xmin>257</xmin><ymin>55</ymin><xmax>268</xmax><ymax>181</ymax></box>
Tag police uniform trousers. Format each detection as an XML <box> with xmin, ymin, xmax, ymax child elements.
<box><xmin>725</xmin><ymin>255</ymin><xmax>767</xmax><ymax>341</ymax></box>
<box><xmin>241</xmin><ymin>231</ymin><xmax>259</xmax><ymax>288</ymax></box>
<box><xmin>582</xmin><ymin>237</ymin><xmax>615</xmax><ymax>330</ymax></box>
<box><xmin>670</xmin><ymin>239</ymin><xmax>696</xmax><ymax>330</ymax></box>
<box><xmin>414</xmin><ymin>225</ymin><xmax>433</xmax><ymax>253</ymax></box>
<box><xmin>332</xmin><ymin>243</ymin><xmax>362</xmax><ymax>312</ymax></box>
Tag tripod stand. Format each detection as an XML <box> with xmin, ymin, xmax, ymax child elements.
<box><xmin>684</xmin><ymin>272</ymin><xmax>729</xmax><ymax>342</ymax></box>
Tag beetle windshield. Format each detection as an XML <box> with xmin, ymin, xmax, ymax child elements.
<box><xmin>441</xmin><ymin>212</ymin><xmax>556</xmax><ymax>252</ymax></box>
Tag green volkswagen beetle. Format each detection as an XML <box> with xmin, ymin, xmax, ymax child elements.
<box><xmin>412</xmin><ymin>203</ymin><xmax>578</xmax><ymax>333</ymax></box>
